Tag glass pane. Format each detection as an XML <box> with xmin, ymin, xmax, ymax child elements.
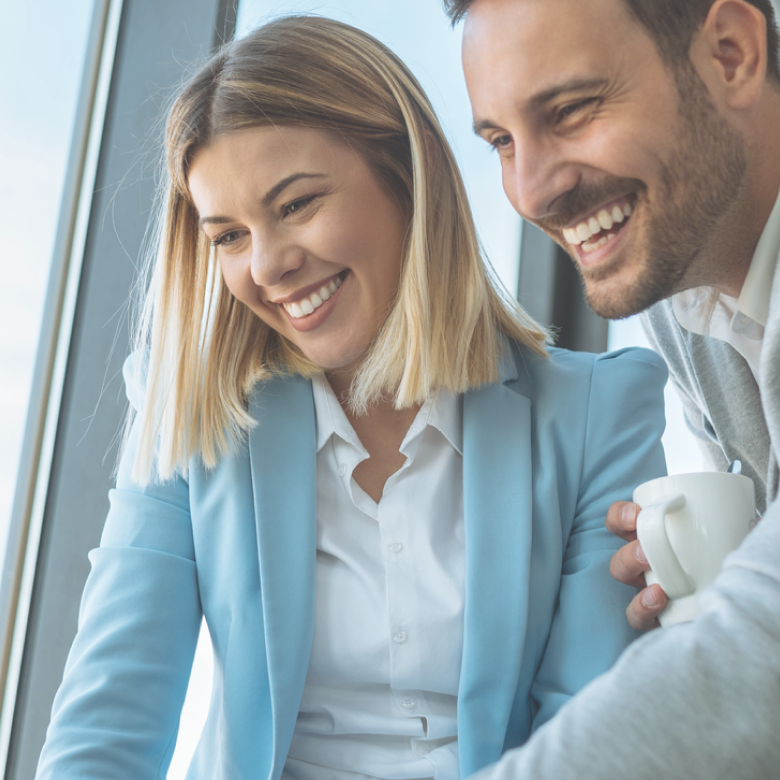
<box><xmin>0</xmin><ymin>1</ymin><xmax>95</xmax><ymax>564</ymax></box>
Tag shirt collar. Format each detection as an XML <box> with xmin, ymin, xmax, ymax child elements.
<box><xmin>311</xmin><ymin>374</ymin><xmax>463</xmax><ymax>456</ymax></box>
<box><xmin>672</xmin><ymin>183</ymin><xmax>780</xmax><ymax>336</ymax></box>
<box><xmin>312</xmin><ymin>373</ymin><xmax>364</xmax><ymax>455</ymax></box>
<box><xmin>410</xmin><ymin>389</ymin><xmax>463</xmax><ymax>456</ymax></box>
<box><xmin>737</xmin><ymin>182</ymin><xmax>780</xmax><ymax>328</ymax></box>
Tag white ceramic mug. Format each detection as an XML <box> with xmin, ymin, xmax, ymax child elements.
<box><xmin>633</xmin><ymin>472</ymin><xmax>757</xmax><ymax>626</ymax></box>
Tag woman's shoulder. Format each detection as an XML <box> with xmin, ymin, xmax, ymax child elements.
<box><xmin>505</xmin><ymin>340</ymin><xmax>668</xmax><ymax>398</ymax></box>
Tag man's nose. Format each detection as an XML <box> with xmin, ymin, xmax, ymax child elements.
<box><xmin>250</xmin><ymin>232</ymin><xmax>305</xmax><ymax>287</ymax></box>
<box><xmin>503</xmin><ymin>138</ymin><xmax>580</xmax><ymax>222</ymax></box>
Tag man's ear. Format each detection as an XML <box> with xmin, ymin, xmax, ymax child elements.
<box><xmin>689</xmin><ymin>0</ymin><xmax>768</xmax><ymax>110</ymax></box>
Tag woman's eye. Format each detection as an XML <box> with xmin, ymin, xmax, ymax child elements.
<box><xmin>211</xmin><ymin>230</ymin><xmax>243</xmax><ymax>247</ymax></box>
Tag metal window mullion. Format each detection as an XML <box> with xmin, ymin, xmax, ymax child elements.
<box><xmin>0</xmin><ymin>0</ymin><xmax>124</xmax><ymax>767</ymax></box>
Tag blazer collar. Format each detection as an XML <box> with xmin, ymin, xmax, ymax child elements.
<box><xmin>458</xmin><ymin>344</ymin><xmax>534</xmax><ymax>775</ymax></box>
<box><xmin>248</xmin><ymin>374</ymin><xmax>318</xmax><ymax>777</ymax></box>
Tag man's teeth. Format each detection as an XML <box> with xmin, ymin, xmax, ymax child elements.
<box><xmin>563</xmin><ymin>202</ymin><xmax>633</xmax><ymax>247</ymax></box>
<box><xmin>283</xmin><ymin>275</ymin><xmax>343</xmax><ymax>319</ymax></box>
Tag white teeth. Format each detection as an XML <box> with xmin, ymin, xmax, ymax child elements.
<box><xmin>563</xmin><ymin>201</ymin><xmax>633</xmax><ymax>246</ymax></box>
<box><xmin>282</xmin><ymin>274</ymin><xmax>344</xmax><ymax>319</ymax></box>
<box><xmin>582</xmin><ymin>231</ymin><xmax>618</xmax><ymax>253</ymax></box>
<box><xmin>597</xmin><ymin>209</ymin><xmax>613</xmax><ymax>230</ymax></box>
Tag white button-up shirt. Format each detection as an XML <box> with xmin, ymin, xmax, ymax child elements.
<box><xmin>671</xmin><ymin>185</ymin><xmax>780</xmax><ymax>381</ymax></box>
<box><xmin>281</xmin><ymin>375</ymin><xmax>465</xmax><ymax>780</ymax></box>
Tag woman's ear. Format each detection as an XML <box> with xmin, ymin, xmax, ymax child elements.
<box><xmin>690</xmin><ymin>0</ymin><xmax>768</xmax><ymax>110</ymax></box>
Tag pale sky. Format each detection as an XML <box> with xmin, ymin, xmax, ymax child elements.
<box><xmin>0</xmin><ymin>0</ymin><xmax>94</xmax><ymax>553</ymax></box>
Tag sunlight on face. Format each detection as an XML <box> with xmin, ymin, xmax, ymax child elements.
<box><xmin>463</xmin><ymin>0</ymin><xmax>745</xmax><ymax>318</ymax></box>
<box><xmin>188</xmin><ymin>126</ymin><xmax>409</xmax><ymax>377</ymax></box>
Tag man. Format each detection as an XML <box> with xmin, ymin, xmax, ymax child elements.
<box><xmin>448</xmin><ymin>0</ymin><xmax>780</xmax><ymax>778</ymax></box>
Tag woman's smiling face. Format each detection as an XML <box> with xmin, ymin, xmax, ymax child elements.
<box><xmin>188</xmin><ymin>126</ymin><xmax>409</xmax><ymax>379</ymax></box>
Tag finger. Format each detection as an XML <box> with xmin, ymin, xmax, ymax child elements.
<box><xmin>606</xmin><ymin>501</ymin><xmax>639</xmax><ymax>541</ymax></box>
<box><xmin>625</xmin><ymin>584</ymin><xmax>667</xmax><ymax>631</ymax></box>
<box><xmin>609</xmin><ymin>540</ymin><xmax>650</xmax><ymax>589</ymax></box>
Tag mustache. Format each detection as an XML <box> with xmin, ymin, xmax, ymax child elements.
<box><xmin>536</xmin><ymin>176</ymin><xmax>645</xmax><ymax>232</ymax></box>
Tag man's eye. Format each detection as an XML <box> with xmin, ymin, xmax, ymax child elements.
<box><xmin>558</xmin><ymin>98</ymin><xmax>598</xmax><ymax>121</ymax></box>
<box><xmin>488</xmin><ymin>134</ymin><xmax>512</xmax><ymax>152</ymax></box>
<box><xmin>283</xmin><ymin>195</ymin><xmax>316</xmax><ymax>217</ymax></box>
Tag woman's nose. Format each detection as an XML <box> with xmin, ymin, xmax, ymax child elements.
<box><xmin>249</xmin><ymin>232</ymin><xmax>305</xmax><ymax>287</ymax></box>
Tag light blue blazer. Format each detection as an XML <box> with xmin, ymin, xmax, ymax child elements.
<box><xmin>36</xmin><ymin>343</ymin><xmax>667</xmax><ymax>780</ymax></box>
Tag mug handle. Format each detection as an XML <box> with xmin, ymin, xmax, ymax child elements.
<box><xmin>636</xmin><ymin>493</ymin><xmax>696</xmax><ymax>599</ymax></box>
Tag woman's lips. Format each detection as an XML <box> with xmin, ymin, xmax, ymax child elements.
<box><xmin>277</xmin><ymin>271</ymin><xmax>349</xmax><ymax>332</ymax></box>
<box><xmin>281</xmin><ymin>272</ymin><xmax>344</xmax><ymax>318</ymax></box>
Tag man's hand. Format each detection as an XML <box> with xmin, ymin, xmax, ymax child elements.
<box><xmin>607</xmin><ymin>501</ymin><xmax>668</xmax><ymax>631</ymax></box>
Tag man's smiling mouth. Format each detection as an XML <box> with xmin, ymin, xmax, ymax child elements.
<box><xmin>562</xmin><ymin>199</ymin><xmax>634</xmax><ymax>254</ymax></box>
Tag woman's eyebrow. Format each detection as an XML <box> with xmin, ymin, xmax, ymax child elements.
<box><xmin>198</xmin><ymin>172</ymin><xmax>328</xmax><ymax>228</ymax></box>
<box><xmin>261</xmin><ymin>172</ymin><xmax>327</xmax><ymax>206</ymax></box>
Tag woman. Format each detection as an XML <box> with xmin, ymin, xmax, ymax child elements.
<box><xmin>36</xmin><ymin>16</ymin><xmax>667</xmax><ymax>780</ymax></box>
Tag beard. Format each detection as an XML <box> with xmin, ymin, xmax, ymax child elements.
<box><xmin>535</xmin><ymin>60</ymin><xmax>748</xmax><ymax>320</ymax></box>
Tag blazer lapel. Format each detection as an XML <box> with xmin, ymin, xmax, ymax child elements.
<box><xmin>458</xmin><ymin>356</ymin><xmax>534</xmax><ymax>776</ymax></box>
<box><xmin>248</xmin><ymin>375</ymin><xmax>318</xmax><ymax>776</ymax></box>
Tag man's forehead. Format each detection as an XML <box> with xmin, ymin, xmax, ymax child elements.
<box><xmin>462</xmin><ymin>0</ymin><xmax>640</xmax><ymax>55</ymax></box>
<box><xmin>462</xmin><ymin>0</ymin><xmax>647</xmax><ymax>110</ymax></box>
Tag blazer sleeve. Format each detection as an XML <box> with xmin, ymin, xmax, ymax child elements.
<box><xmin>529</xmin><ymin>347</ymin><xmax>668</xmax><ymax>729</ymax></box>
<box><xmin>35</xmin><ymin>364</ymin><xmax>202</xmax><ymax>779</ymax></box>
<box><xmin>472</xmin><ymin>490</ymin><xmax>780</xmax><ymax>780</ymax></box>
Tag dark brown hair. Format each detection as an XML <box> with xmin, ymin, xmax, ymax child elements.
<box><xmin>444</xmin><ymin>0</ymin><xmax>780</xmax><ymax>82</ymax></box>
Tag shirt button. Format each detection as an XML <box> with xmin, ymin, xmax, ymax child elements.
<box><xmin>402</xmin><ymin>697</ymin><xmax>415</xmax><ymax>709</ymax></box>
<box><xmin>393</xmin><ymin>630</ymin><xmax>408</xmax><ymax>644</ymax></box>
<box><xmin>338</xmin><ymin>463</ymin><xmax>347</xmax><ymax>477</ymax></box>
<box><xmin>387</xmin><ymin>542</ymin><xmax>403</xmax><ymax>554</ymax></box>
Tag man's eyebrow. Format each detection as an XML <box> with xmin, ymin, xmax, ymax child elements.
<box><xmin>473</xmin><ymin>77</ymin><xmax>609</xmax><ymax>136</ymax></box>
<box><xmin>197</xmin><ymin>172</ymin><xmax>327</xmax><ymax>228</ymax></box>
<box><xmin>473</xmin><ymin>118</ymin><xmax>503</xmax><ymax>136</ymax></box>
<box><xmin>528</xmin><ymin>77</ymin><xmax>609</xmax><ymax>109</ymax></box>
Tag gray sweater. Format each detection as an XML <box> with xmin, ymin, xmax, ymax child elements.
<box><xmin>472</xmin><ymin>268</ymin><xmax>780</xmax><ymax>779</ymax></box>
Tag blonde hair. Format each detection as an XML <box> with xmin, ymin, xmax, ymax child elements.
<box><xmin>132</xmin><ymin>15</ymin><xmax>548</xmax><ymax>483</ymax></box>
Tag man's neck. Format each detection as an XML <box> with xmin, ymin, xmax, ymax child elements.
<box><xmin>713</xmin><ymin>94</ymin><xmax>780</xmax><ymax>298</ymax></box>
<box><xmin>708</xmin><ymin>163</ymin><xmax>780</xmax><ymax>299</ymax></box>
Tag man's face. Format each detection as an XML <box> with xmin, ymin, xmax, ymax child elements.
<box><xmin>463</xmin><ymin>0</ymin><xmax>746</xmax><ymax>318</ymax></box>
